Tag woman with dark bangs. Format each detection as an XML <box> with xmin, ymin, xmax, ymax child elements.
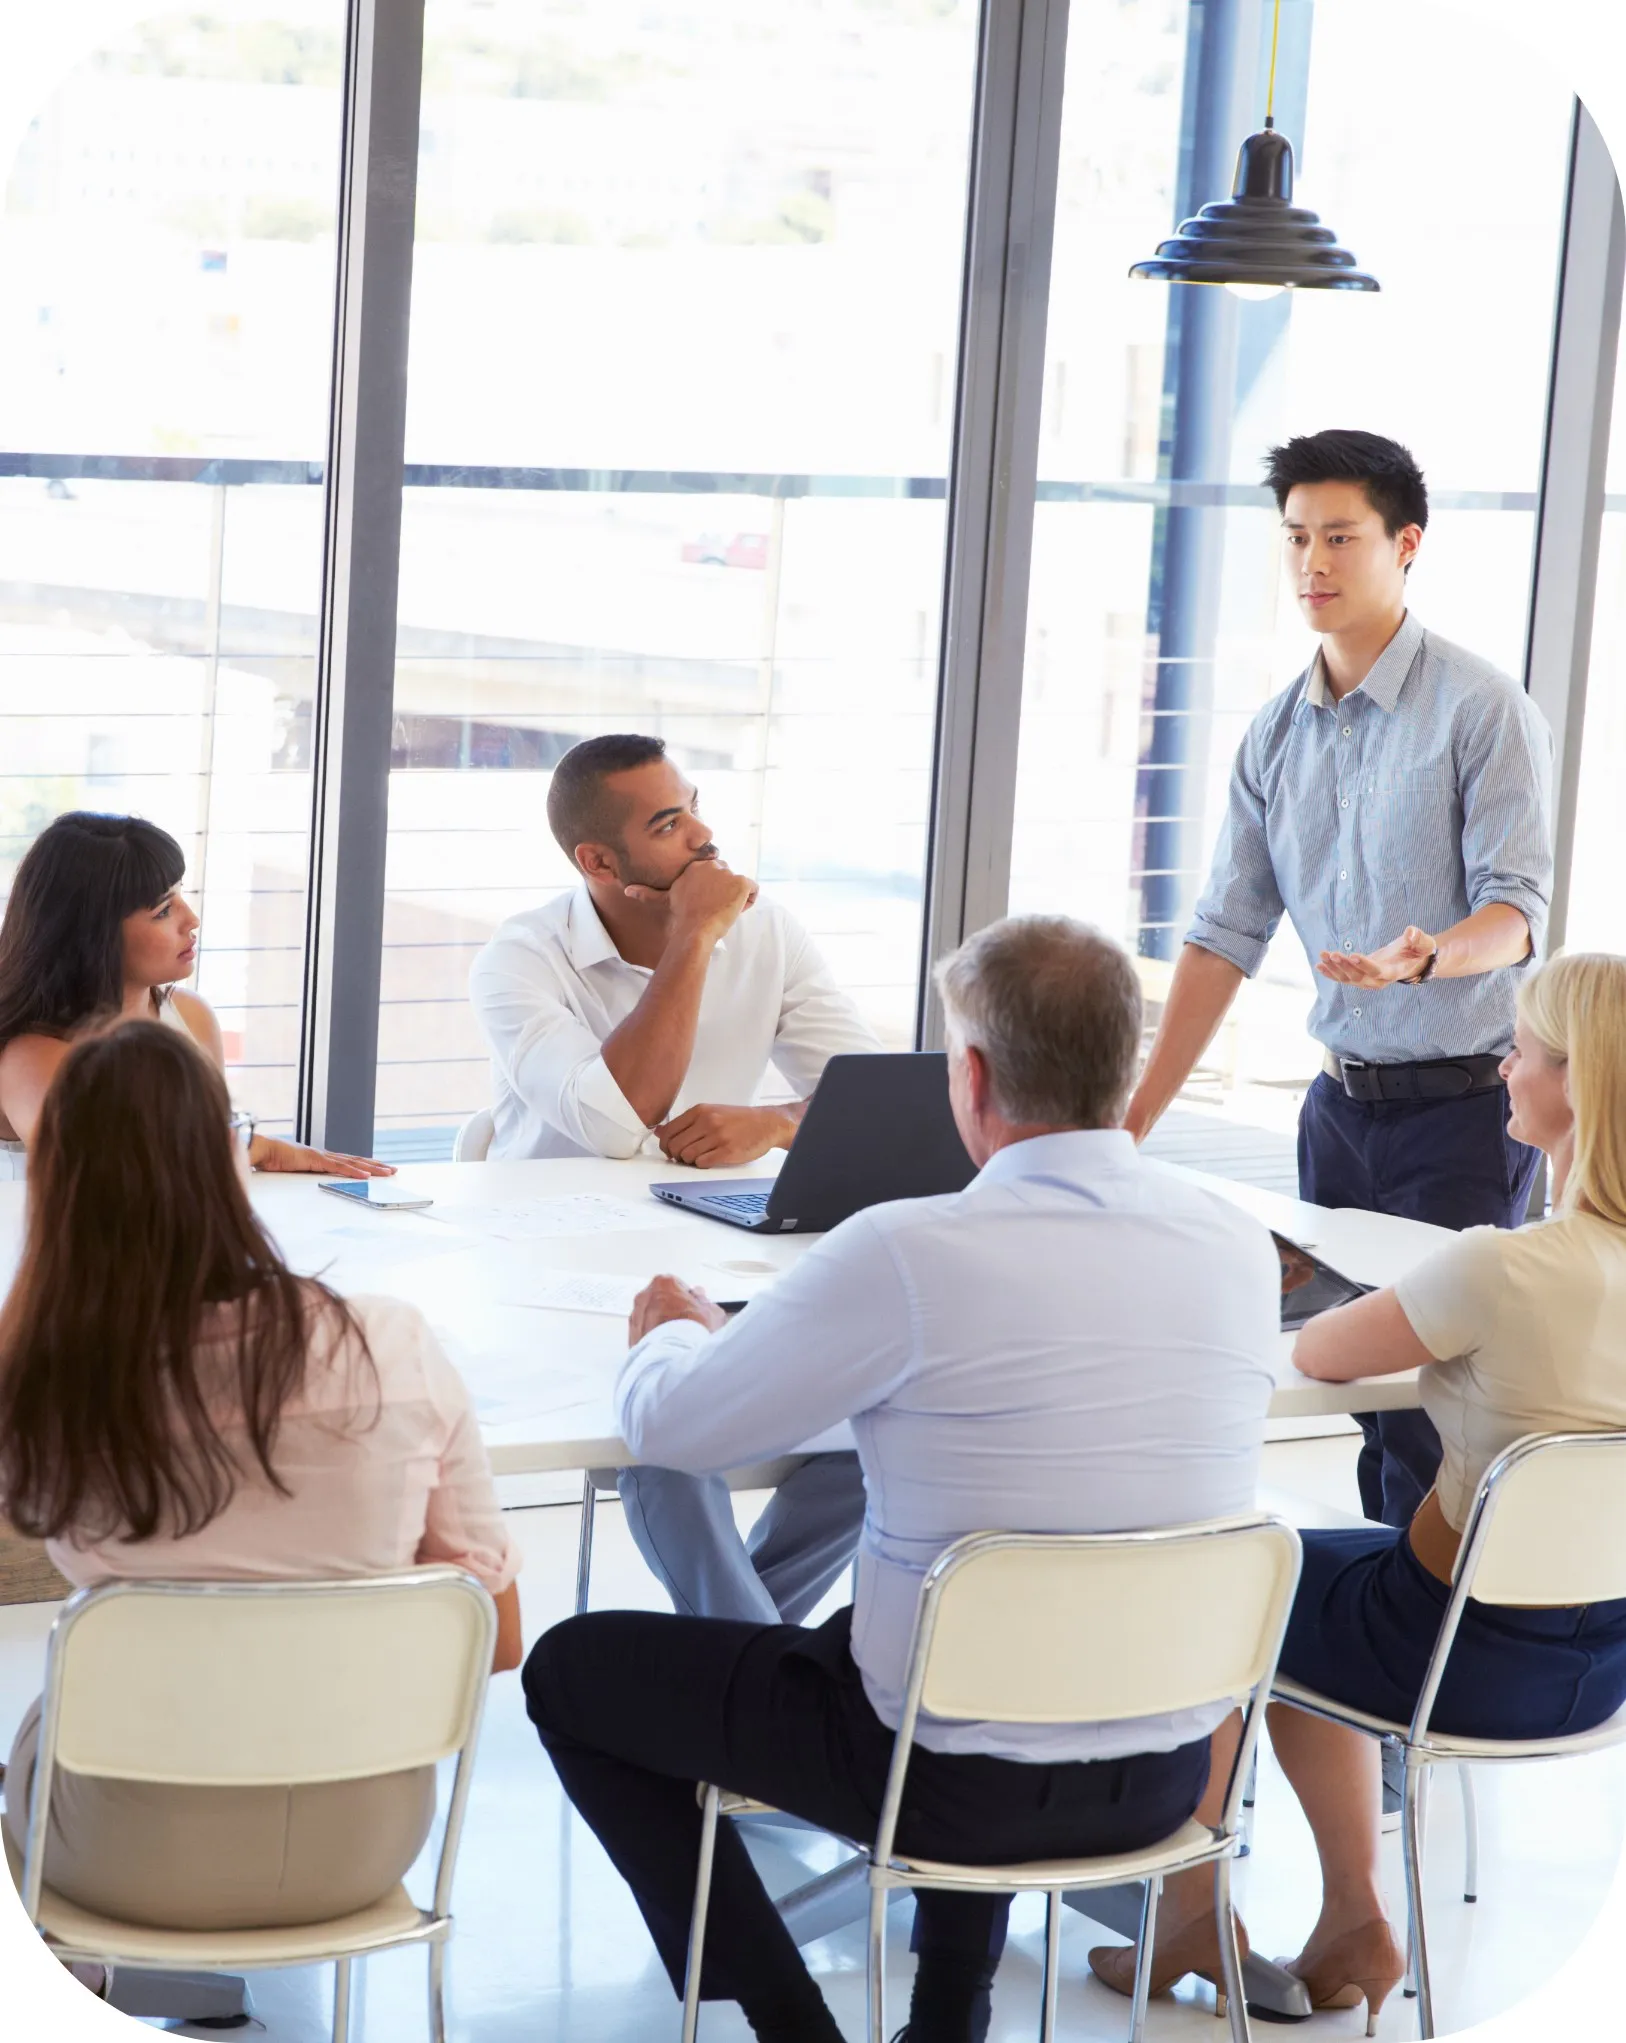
<box><xmin>0</xmin><ymin>1020</ymin><xmax>522</xmax><ymax>1930</ymax></box>
<box><xmin>0</xmin><ymin>811</ymin><xmax>388</xmax><ymax>1177</ymax></box>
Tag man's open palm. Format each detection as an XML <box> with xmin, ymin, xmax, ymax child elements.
<box><xmin>1316</xmin><ymin>926</ymin><xmax>1435</xmax><ymax>990</ymax></box>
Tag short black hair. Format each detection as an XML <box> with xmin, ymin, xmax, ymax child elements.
<box><xmin>546</xmin><ymin>733</ymin><xmax>668</xmax><ymax>866</ymax></box>
<box><xmin>1263</xmin><ymin>430</ymin><xmax>1428</xmax><ymax>538</ymax></box>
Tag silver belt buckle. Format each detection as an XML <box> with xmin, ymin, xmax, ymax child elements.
<box><xmin>1337</xmin><ymin>1055</ymin><xmax>1369</xmax><ymax>1099</ymax></box>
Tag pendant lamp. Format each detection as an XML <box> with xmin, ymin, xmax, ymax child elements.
<box><xmin>1130</xmin><ymin>0</ymin><xmax>1378</xmax><ymax>294</ymax></box>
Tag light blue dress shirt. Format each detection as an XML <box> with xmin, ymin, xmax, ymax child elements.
<box><xmin>1186</xmin><ymin>612</ymin><xmax>1553</xmax><ymax>1063</ymax></box>
<box><xmin>616</xmin><ymin>1131</ymin><xmax>1279</xmax><ymax>1763</ymax></box>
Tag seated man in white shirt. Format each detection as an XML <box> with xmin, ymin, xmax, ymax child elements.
<box><xmin>470</xmin><ymin>733</ymin><xmax>880</xmax><ymax>1625</ymax></box>
<box><xmin>521</xmin><ymin>914</ymin><xmax>1280</xmax><ymax>2043</ymax></box>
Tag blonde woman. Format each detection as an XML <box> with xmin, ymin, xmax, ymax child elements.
<box><xmin>1093</xmin><ymin>952</ymin><xmax>1626</xmax><ymax>2031</ymax></box>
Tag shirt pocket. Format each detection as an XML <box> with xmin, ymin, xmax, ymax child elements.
<box><xmin>1361</xmin><ymin>766</ymin><xmax>1461</xmax><ymax>909</ymax></box>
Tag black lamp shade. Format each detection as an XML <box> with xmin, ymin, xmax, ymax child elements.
<box><xmin>1130</xmin><ymin>127</ymin><xmax>1378</xmax><ymax>291</ymax></box>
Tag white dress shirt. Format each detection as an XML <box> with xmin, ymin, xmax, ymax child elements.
<box><xmin>617</xmin><ymin>1131</ymin><xmax>1280</xmax><ymax>1762</ymax></box>
<box><xmin>469</xmin><ymin>886</ymin><xmax>879</xmax><ymax>1161</ymax></box>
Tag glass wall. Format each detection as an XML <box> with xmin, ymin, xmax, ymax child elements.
<box><xmin>1564</xmin><ymin>311</ymin><xmax>1626</xmax><ymax>955</ymax></box>
<box><xmin>0</xmin><ymin>4</ymin><xmax>341</xmax><ymax>1131</ymax></box>
<box><xmin>1010</xmin><ymin>0</ymin><xmax>1573</xmax><ymax>1165</ymax></box>
<box><xmin>376</xmin><ymin>0</ymin><xmax>979</xmax><ymax>1153</ymax></box>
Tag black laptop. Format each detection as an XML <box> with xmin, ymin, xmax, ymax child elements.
<box><xmin>1273</xmin><ymin>1231</ymin><xmax>1374</xmax><ymax>1330</ymax></box>
<box><xmin>652</xmin><ymin>1052</ymin><xmax>977</xmax><ymax>1233</ymax></box>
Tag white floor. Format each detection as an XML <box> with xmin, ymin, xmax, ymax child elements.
<box><xmin>4</xmin><ymin>1435</ymin><xmax>1622</xmax><ymax>2040</ymax></box>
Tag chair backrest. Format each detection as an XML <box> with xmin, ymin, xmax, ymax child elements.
<box><xmin>1455</xmin><ymin>1431</ymin><xmax>1626</xmax><ymax>1608</ymax></box>
<box><xmin>41</xmin><ymin>1569</ymin><xmax>495</xmax><ymax>1785</ymax></box>
<box><xmin>915</xmin><ymin>1518</ymin><xmax>1301</xmax><ymax>1726</ymax></box>
<box><xmin>453</xmin><ymin>1108</ymin><xmax>495</xmax><ymax>1163</ymax></box>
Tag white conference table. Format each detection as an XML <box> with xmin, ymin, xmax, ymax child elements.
<box><xmin>247</xmin><ymin>1151</ymin><xmax>1444</xmax><ymax>1465</ymax></box>
<box><xmin>0</xmin><ymin>1150</ymin><xmax>1446</xmax><ymax>1478</ymax></box>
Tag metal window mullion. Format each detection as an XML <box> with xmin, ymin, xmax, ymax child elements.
<box><xmin>297</xmin><ymin>0</ymin><xmax>425</xmax><ymax>1152</ymax></box>
<box><xmin>915</xmin><ymin>0</ymin><xmax>1070</xmax><ymax>1049</ymax></box>
<box><xmin>1524</xmin><ymin>100</ymin><xmax>1626</xmax><ymax>958</ymax></box>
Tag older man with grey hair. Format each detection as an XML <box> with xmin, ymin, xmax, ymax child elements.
<box><xmin>522</xmin><ymin>914</ymin><xmax>1280</xmax><ymax>2043</ymax></box>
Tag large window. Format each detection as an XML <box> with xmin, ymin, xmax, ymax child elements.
<box><xmin>1010</xmin><ymin>0</ymin><xmax>1572</xmax><ymax>1160</ymax></box>
<box><xmin>0</xmin><ymin>6</ymin><xmax>343</xmax><ymax>1132</ymax></box>
<box><xmin>374</xmin><ymin>0</ymin><xmax>980</xmax><ymax>1154</ymax></box>
<box><xmin>1564</xmin><ymin>312</ymin><xmax>1626</xmax><ymax>954</ymax></box>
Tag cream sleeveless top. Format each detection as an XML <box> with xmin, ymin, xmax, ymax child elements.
<box><xmin>0</xmin><ymin>990</ymin><xmax>198</xmax><ymax>1180</ymax></box>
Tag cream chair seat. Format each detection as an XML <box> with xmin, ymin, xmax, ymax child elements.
<box><xmin>452</xmin><ymin>1107</ymin><xmax>495</xmax><ymax>1161</ymax></box>
<box><xmin>1270</xmin><ymin>1429</ymin><xmax>1626</xmax><ymax>2039</ymax></box>
<box><xmin>681</xmin><ymin>1515</ymin><xmax>1303</xmax><ymax>2043</ymax></box>
<box><xmin>6</xmin><ymin>1568</ymin><xmax>497</xmax><ymax>2043</ymax></box>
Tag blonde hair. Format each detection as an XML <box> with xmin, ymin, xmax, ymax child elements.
<box><xmin>1517</xmin><ymin>952</ymin><xmax>1626</xmax><ymax>1228</ymax></box>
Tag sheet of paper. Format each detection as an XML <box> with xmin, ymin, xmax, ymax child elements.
<box><xmin>493</xmin><ymin>1269</ymin><xmax>644</xmax><ymax>1317</ymax></box>
<box><xmin>423</xmin><ymin>1192</ymin><xmax>684</xmax><ymax>1242</ymax></box>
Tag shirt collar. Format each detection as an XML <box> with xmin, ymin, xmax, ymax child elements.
<box><xmin>973</xmin><ymin>1127</ymin><xmax>1138</xmax><ymax>1190</ymax></box>
<box><xmin>564</xmin><ymin>883</ymin><xmax>734</xmax><ymax>972</ymax></box>
<box><xmin>564</xmin><ymin>886</ymin><xmax>623</xmax><ymax>970</ymax></box>
<box><xmin>1301</xmin><ymin>610</ymin><xmax>1426</xmax><ymax>715</ymax></box>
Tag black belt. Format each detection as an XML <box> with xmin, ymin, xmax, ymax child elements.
<box><xmin>1323</xmin><ymin>1052</ymin><xmax>1505</xmax><ymax>1105</ymax></box>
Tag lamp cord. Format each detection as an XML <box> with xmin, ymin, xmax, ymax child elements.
<box><xmin>1264</xmin><ymin>0</ymin><xmax>1282</xmax><ymax>128</ymax></box>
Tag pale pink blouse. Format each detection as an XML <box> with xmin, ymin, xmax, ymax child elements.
<box><xmin>48</xmin><ymin>1291</ymin><xmax>522</xmax><ymax>1596</ymax></box>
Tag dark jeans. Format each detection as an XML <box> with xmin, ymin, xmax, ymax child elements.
<box><xmin>523</xmin><ymin>1605</ymin><xmax>1211</xmax><ymax>2007</ymax></box>
<box><xmin>1298</xmin><ymin>1073</ymin><xmax>1541</xmax><ymax>1526</ymax></box>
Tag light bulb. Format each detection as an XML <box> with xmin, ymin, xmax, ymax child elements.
<box><xmin>1226</xmin><ymin>280</ymin><xmax>1288</xmax><ymax>302</ymax></box>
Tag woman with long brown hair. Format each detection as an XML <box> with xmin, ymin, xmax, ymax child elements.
<box><xmin>0</xmin><ymin>810</ymin><xmax>388</xmax><ymax>1177</ymax></box>
<box><xmin>0</xmin><ymin>1020</ymin><xmax>522</xmax><ymax>1930</ymax></box>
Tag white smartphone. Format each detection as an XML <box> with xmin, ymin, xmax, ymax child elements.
<box><xmin>318</xmin><ymin>1180</ymin><xmax>434</xmax><ymax>1211</ymax></box>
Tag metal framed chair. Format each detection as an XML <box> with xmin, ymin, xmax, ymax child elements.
<box><xmin>452</xmin><ymin>1108</ymin><xmax>495</xmax><ymax>1162</ymax></box>
<box><xmin>681</xmin><ymin>1514</ymin><xmax>1303</xmax><ymax>2043</ymax></box>
<box><xmin>1272</xmin><ymin>1429</ymin><xmax>1626</xmax><ymax>2038</ymax></box>
<box><xmin>4</xmin><ymin>1568</ymin><xmax>498</xmax><ymax>2043</ymax></box>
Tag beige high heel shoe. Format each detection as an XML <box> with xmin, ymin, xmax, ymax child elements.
<box><xmin>1087</xmin><ymin>1909</ymin><xmax>1251</xmax><ymax>2013</ymax></box>
<box><xmin>1279</xmin><ymin>1918</ymin><xmax>1407</xmax><ymax>2037</ymax></box>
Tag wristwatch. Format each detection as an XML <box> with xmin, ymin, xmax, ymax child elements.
<box><xmin>1410</xmin><ymin>943</ymin><xmax>1439</xmax><ymax>985</ymax></box>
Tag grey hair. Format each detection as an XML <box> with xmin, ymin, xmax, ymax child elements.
<box><xmin>934</xmin><ymin>915</ymin><xmax>1143</xmax><ymax>1129</ymax></box>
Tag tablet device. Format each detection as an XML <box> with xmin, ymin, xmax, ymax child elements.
<box><xmin>1272</xmin><ymin>1231</ymin><xmax>1374</xmax><ymax>1330</ymax></box>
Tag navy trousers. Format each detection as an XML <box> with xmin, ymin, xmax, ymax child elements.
<box><xmin>1297</xmin><ymin>1073</ymin><xmax>1541</xmax><ymax>1527</ymax></box>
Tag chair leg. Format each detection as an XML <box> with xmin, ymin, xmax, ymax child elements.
<box><xmin>332</xmin><ymin>1957</ymin><xmax>352</xmax><ymax>2043</ymax></box>
<box><xmin>1213</xmin><ymin>1856</ymin><xmax>1250</xmax><ymax>2043</ymax></box>
<box><xmin>1459</xmin><ymin>1766</ymin><xmax>1479</xmax><ymax>1903</ymax></box>
<box><xmin>428</xmin><ymin>1938</ymin><xmax>447</xmax><ymax>2043</ymax></box>
<box><xmin>575</xmin><ymin>1473</ymin><xmax>597</xmax><ymax>1615</ymax></box>
<box><xmin>1128</xmin><ymin>1875</ymin><xmax>1161</xmax><ymax>2043</ymax></box>
<box><xmin>1403</xmin><ymin>1759</ymin><xmax>1435</xmax><ymax>2038</ymax></box>
<box><xmin>680</xmin><ymin>1786</ymin><xmax>723</xmax><ymax>2043</ymax></box>
<box><xmin>866</xmin><ymin>1879</ymin><xmax>889</xmax><ymax>2043</ymax></box>
<box><xmin>1039</xmin><ymin>1891</ymin><xmax>1063</xmax><ymax>2043</ymax></box>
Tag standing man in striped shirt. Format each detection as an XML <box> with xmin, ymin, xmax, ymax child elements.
<box><xmin>1124</xmin><ymin>429</ymin><xmax>1552</xmax><ymax>1538</ymax></box>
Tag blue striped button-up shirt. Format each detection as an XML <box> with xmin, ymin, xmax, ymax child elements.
<box><xmin>1186</xmin><ymin>612</ymin><xmax>1553</xmax><ymax>1063</ymax></box>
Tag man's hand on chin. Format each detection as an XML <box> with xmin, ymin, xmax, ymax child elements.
<box><xmin>655</xmin><ymin>1102</ymin><xmax>796</xmax><ymax>1168</ymax></box>
<box><xmin>629</xmin><ymin>1275</ymin><xmax>729</xmax><ymax>1344</ymax></box>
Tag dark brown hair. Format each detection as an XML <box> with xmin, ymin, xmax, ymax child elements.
<box><xmin>545</xmin><ymin>732</ymin><xmax>668</xmax><ymax>865</ymax></box>
<box><xmin>0</xmin><ymin>1020</ymin><xmax>369</xmax><ymax>1544</ymax></box>
<box><xmin>0</xmin><ymin>812</ymin><xmax>186</xmax><ymax>1052</ymax></box>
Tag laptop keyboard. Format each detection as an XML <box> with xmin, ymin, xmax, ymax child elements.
<box><xmin>702</xmin><ymin>1190</ymin><xmax>771</xmax><ymax>1219</ymax></box>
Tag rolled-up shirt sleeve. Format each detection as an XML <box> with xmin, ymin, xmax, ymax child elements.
<box><xmin>1456</xmin><ymin>685</ymin><xmax>1553</xmax><ymax>964</ymax></box>
<box><xmin>1185</xmin><ymin>719</ymin><xmax>1285</xmax><ymax>978</ymax></box>
<box><xmin>769</xmin><ymin>915</ymin><xmax>883</xmax><ymax>1100</ymax></box>
<box><xmin>617</xmin><ymin>1213</ymin><xmax>914</xmax><ymax>1472</ymax></box>
<box><xmin>469</xmin><ymin>928</ymin><xmax>648</xmax><ymax>1159</ymax></box>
